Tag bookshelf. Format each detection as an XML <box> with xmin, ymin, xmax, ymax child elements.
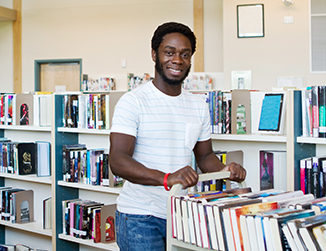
<box><xmin>0</xmin><ymin>89</ymin><xmax>304</xmax><ymax>250</ymax></box>
<box><xmin>0</xmin><ymin>125</ymin><xmax>52</xmax><ymax>250</ymax></box>
<box><xmin>52</xmin><ymin>93</ymin><xmax>124</xmax><ymax>251</ymax></box>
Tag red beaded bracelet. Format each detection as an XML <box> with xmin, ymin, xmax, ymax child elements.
<box><xmin>164</xmin><ymin>173</ymin><xmax>171</xmax><ymax>191</ymax></box>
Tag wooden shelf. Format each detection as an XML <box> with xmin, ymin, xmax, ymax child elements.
<box><xmin>297</xmin><ymin>136</ymin><xmax>326</xmax><ymax>145</ymax></box>
<box><xmin>0</xmin><ymin>173</ymin><xmax>52</xmax><ymax>184</ymax></box>
<box><xmin>211</xmin><ymin>133</ymin><xmax>287</xmax><ymax>143</ymax></box>
<box><xmin>0</xmin><ymin>125</ymin><xmax>51</xmax><ymax>132</ymax></box>
<box><xmin>170</xmin><ymin>239</ymin><xmax>209</xmax><ymax>251</ymax></box>
<box><xmin>0</xmin><ymin>220</ymin><xmax>52</xmax><ymax>237</ymax></box>
<box><xmin>58</xmin><ymin>127</ymin><xmax>110</xmax><ymax>135</ymax></box>
<box><xmin>0</xmin><ymin>6</ymin><xmax>16</xmax><ymax>21</ymax></box>
<box><xmin>58</xmin><ymin>181</ymin><xmax>122</xmax><ymax>194</ymax></box>
<box><xmin>58</xmin><ymin>234</ymin><xmax>119</xmax><ymax>251</ymax></box>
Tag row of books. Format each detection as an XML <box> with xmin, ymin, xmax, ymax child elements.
<box><xmin>0</xmin><ymin>244</ymin><xmax>47</xmax><ymax>251</ymax></box>
<box><xmin>300</xmin><ymin>155</ymin><xmax>326</xmax><ymax>198</ymax></box>
<box><xmin>62</xmin><ymin>144</ymin><xmax>123</xmax><ymax>187</ymax></box>
<box><xmin>182</xmin><ymin>74</ymin><xmax>213</xmax><ymax>91</ymax></box>
<box><xmin>62</xmin><ymin>93</ymin><xmax>110</xmax><ymax>129</ymax></box>
<box><xmin>81</xmin><ymin>75</ymin><xmax>116</xmax><ymax>92</ymax></box>
<box><xmin>62</xmin><ymin>199</ymin><xmax>116</xmax><ymax>244</ymax></box>
<box><xmin>0</xmin><ymin>93</ymin><xmax>52</xmax><ymax>127</ymax></box>
<box><xmin>0</xmin><ymin>139</ymin><xmax>50</xmax><ymax>177</ymax></box>
<box><xmin>127</xmin><ymin>73</ymin><xmax>152</xmax><ymax>91</ymax></box>
<box><xmin>302</xmin><ymin>86</ymin><xmax>326</xmax><ymax>138</ymax></box>
<box><xmin>0</xmin><ymin>187</ymin><xmax>33</xmax><ymax>224</ymax></box>
<box><xmin>171</xmin><ymin>187</ymin><xmax>326</xmax><ymax>251</ymax></box>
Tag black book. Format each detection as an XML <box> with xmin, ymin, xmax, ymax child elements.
<box><xmin>17</xmin><ymin>142</ymin><xmax>37</xmax><ymax>175</ymax></box>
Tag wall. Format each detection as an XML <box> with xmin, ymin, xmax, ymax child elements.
<box><xmin>223</xmin><ymin>0</ymin><xmax>326</xmax><ymax>91</ymax></box>
<box><xmin>19</xmin><ymin>0</ymin><xmax>223</xmax><ymax>92</ymax></box>
<box><xmin>0</xmin><ymin>0</ymin><xmax>13</xmax><ymax>93</ymax></box>
<box><xmin>1</xmin><ymin>0</ymin><xmax>325</xmax><ymax>92</ymax></box>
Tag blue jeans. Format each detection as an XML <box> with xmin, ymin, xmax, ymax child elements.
<box><xmin>115</xmin><ymin>210</ymin><xmax>166</xmax><ymax>251</ymax></box>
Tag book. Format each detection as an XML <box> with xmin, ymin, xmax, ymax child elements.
<box><xmin>312</xmin><ymin>86</ymin><xmax>319</xmax><ymax>138</ymax></box>
<box><xmin>301</xmin><ymin>87</ymin><xmax>312</xmax><ymax>137</ymax></box>
<box><xmin>62</xmin><ymin>198</ymin><xmax>81</xmax><ymax>235</ymax></box>
<box><xmin>258</xmin><ymin>92</ymin><xmax>286</xmax><ymax>134</ymax></box>
<box><xmin>259</xmin><ymin>150</ymin><xmax>287</xmax><ymax>191</ymax></box>
<box><xmin>43</xmin><ymin>197</ymin><xmax>52</xmax><ymax>229</ymax></box>
<box><xmin>36</xmin><ymin>141</ymin><xmax>51</xmax><ymax>177</ymax></box>
<box><xmin>100</xmin><ymin>204</ymin><xmax>116</xmax><ymax>243</ymax></box>
<box><xmin>318</xmin><ymin>85</ymin><xmax>326</xmax><ymax>138</ymax></box>
<box><xmin>15</xmin><ymin>189</ymin><xmax>34</xmax><ymax>223</ymax></box>
<box><xmin>312</xmin><ymin>223</ymin><xmax>326</xmax><ymax>250</ymax></box>
<box><xmin>17</xmin><ymin>142</ymin><xmax>37</xmax><ymax>175</ymax></box>
<box><xmin>213</xmin><ymin>198</ymin><xmax>263</xmax><ymax>251</ymax></box>
<box><xmin>15</xmin><ymin>93</ymin><xmax>34</xmax><ymax>125</ymax></box>
<box><xmin>229</xmin><ymin>201</ymin><xmax>279</xmax><ymax>251</ymax></box>
<box><xmin>287</xmin><ymin>211</ymin><xmax>326</xmax><ymax>251</ymax></box>
<box><xmin>5</xmin><ymin>94</ymin><xmax>16</xmax><ymax>125</ymax></box>
<box><xmin>270</xmin><ymin>209</ymin><xmax>315</xmax><ymax>250</ymax></box>
<box><xmin>39</xmin><ymin>94</ymin><xmax>52</xmax><ymax>127</ymax></box>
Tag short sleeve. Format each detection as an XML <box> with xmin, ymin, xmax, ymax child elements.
<box><xmin>110</xmin><ymin>92</ymin><xmax>139</xmax><ymax>137</ymax></box>
<box><xmin>198</xmin><ymin>102</ymin><xmax>211</xmax><ymax>142</ymax></box>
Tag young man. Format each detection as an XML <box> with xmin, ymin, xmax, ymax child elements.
<box><xmin>109</xmin><ymin>22</ymin><xmax>246</xmax><ymax>250</ymax></box>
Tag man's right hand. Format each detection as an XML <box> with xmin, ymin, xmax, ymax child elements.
<box><xmin>167</xmin><ymin>166</ymin><xmax>199</xmax><ymax>189</ymax></box>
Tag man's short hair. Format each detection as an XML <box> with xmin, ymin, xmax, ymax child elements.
<box><xmin>151</xmin><ymin>22</ymin><xmax>196</xmax><ymax>55</ymax></box>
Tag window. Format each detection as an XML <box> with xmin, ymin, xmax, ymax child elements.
<box><xmin>311</xmin><ymin>0</ymin><xmax>326</xmax><ymax>72</ymax></box>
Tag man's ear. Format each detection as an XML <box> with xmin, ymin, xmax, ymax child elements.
<box><xmin>151</xmin><ymin>49</ymin><xmax>156</xmax><ymax>62</ymax></box>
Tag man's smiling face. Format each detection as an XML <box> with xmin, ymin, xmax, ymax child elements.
<box><xmin>154</xmin><ymin>32</ymin><xmax>192</xmax><ymax>86</ymax></box>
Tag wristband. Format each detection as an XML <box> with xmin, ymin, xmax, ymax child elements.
<box><xmin>164</xmin><ymin>173</ymin><xmax>171</xmax><ymax>191</ymax></box>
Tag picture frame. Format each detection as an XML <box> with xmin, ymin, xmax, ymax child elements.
<box><xmin>237</xmin><ymin>4</ymin><xmax>264</xmax><ymax>38</ymax></box>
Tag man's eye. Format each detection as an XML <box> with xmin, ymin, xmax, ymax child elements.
<box><xmin>182</xmin><ymin>53</ymin><xmax>190</xmax><ymax>59</ymax></box>
<box><xmin>165</xmin><ymin>51</ymin><xmax>173</xmax><ymax>56</ymax></box>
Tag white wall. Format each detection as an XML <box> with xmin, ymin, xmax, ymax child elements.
<box><xmin>0</xmin><ymin>0</ymin><xmax>223</xmax><ymax>92</ymax></box>
<box><xmin>223</xmin><ymin>0</ymin><xmax>326</xmax><ymax>91</ymax></box>
<box><xmin>2</xmin><ymin>0</ymin><xmax>325</xmax><ymax>92</ymax></box>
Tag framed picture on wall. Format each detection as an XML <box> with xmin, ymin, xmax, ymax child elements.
<box><xmin>237</xmin><ymin>4</ymin><xmax>264</xmax><ymax>38</ymax></box>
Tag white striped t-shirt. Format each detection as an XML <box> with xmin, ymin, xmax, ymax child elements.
<box><xmin>110</xmin><ymin>81</ymin><xmax>211</xmax><ymax>219</ymax></box>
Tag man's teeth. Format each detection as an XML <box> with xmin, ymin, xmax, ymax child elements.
<box><xmin>170</xmin><ymin>69</ymin><xmax>181</xmax><ymax>73</ymax></box>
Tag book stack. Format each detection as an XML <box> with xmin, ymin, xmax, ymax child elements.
<box><xmin>62</xmin><ymin>144</ymin><xmax>123</xmax><ymax>187</ymax></box>
<box><xmin>170</xmin><ymin>187</ymin><xmax>326</xmax><ymax>251</ymax></box>
<box><xmin>0</xmin><ymin>93</ymin><xmax>16</xmax><ymax>126</ymax></box>
<box><xmin>0</xmin><ymin>139</ymin><xmax>51</xmax><ymax>177</ymax></box>
<box><xmin>62</xmin><ymin>199</ymin><xmax>116</xmax><ymax>244</ymax></box>
<box><xmin>301</xmin><ymin>85</ymin><xmax>326</xmax><ymax>138</ymax></box>
<box><xmin>62</xmin><ymin>93</ymin><xmax>110</xmax><ymax>130</ymax></box>
<box><xmin>0</xmin><ymin>187</ymin><xmax>34</xmax><ymax>223</ymax></box>
<box><xmin>127</xmin><ymin>73</ymin><xmax>152</xmax><ymax>91</ymax></box>
<box><xmin>300</xmin><ymin>155</ymin><xmax>326</xmax><ymax>198</ymax></box>
<box><xmin>15</xmin><ymin>92</ymin><xmax>52</xmax><ymax>127</ymax></box>
<box><xmin>82</xmin><ymin>75</ymin><xmax>116</xmax><ymax>92</ymax></box>
<box><xmin>183</xmin><ymin>74</ymin><xmax>213</xmax><ymax>91</ymax></box>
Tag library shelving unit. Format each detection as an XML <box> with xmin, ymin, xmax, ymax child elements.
<box><xmin>0</xmin><ymin>125</ymin><xmax>52</xmax><ymax>250</ymax></box>
<box><xmin>52</xmin><ymin>92</ymin><xmax>124</xmax><ymax>251</ymax></box>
